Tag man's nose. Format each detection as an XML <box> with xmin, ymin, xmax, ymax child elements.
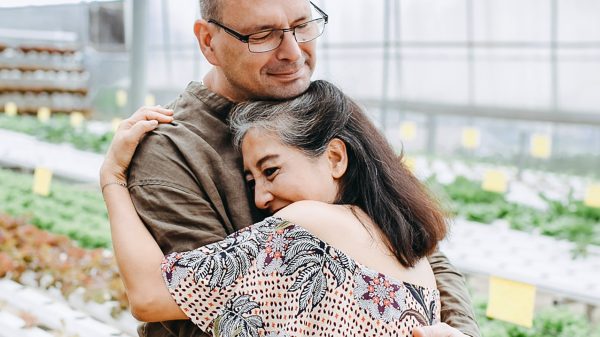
<box><xmin>275</xmin><ymin>30</ymin><xmax>302</xmax><ymax>62</ymax></box>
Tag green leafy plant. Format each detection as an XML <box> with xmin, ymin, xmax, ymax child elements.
<box><xmin>0</xmin><ymin>168</ymin><xmax>110</xmax><ymax>248</ymax></box>
<box><xmin>0</xmin><ymin>114</ymin><xmax>113</xmax><ymax>153</ymax></box>
<box><xmin>426</xmin><ymin>175</ymin><xmax>600</xmax><ymax>251</ymax></box>
<box><xmin>474</xmin><ymin>298</ymin><xmax>600</xmax><ymax>337</ymax></box>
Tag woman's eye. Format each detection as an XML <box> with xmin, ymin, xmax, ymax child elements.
<box><xmin>264</xmin><ymin>167</ymin><xmax>278</xmax><ymax>178</ymax></box>
<box><xmin>246</xmin><ymin>179</ymin><xmax>256</xmax><ymax>190</ymax></box>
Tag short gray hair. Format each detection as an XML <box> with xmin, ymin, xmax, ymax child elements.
<box><xmin>199</xmin><ymin>0</ymin><xmax>221</xmax><ymax>20</ymax></box>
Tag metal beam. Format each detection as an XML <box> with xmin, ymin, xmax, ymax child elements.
<box><xmin>129</xmin><ymin>0</ymin><xmax>148</xmax><ymax>112</ymax></box>
<box><xmin>358</xmin><ymin>99</ymin><xmax>600</xmax><ymax>126</ymax></box>
<box><xmin>321</xmin><ymin>41</ymin><xmax>600</xmax><ymax>49</ymax></box>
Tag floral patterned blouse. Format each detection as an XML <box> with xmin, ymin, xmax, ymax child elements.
<box><xmin>162</xmin><ymin>216</ymin><xmax>440</xmax><ymax>337</ymax></box>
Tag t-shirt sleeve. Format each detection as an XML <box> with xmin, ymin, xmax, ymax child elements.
<box><xmin>127</xmin><ymin>128</ymin><xmax>239</xmax><ymax>254</ymax></box>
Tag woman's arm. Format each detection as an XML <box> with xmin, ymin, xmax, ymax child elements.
<box><xmin>103</xmin><ymin>183</ymin><xmax>186</xmax><ymax>321</ymax></box>
<box><xmin>100</xmin><ymin>106</ymin><xmax>186</xmax><ymax>322</ymax></box>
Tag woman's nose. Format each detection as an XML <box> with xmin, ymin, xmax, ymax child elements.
<box><xmin>254</xmin><ymin>182</ymin><xmax>274</xmax><ymax>210</ymax></box>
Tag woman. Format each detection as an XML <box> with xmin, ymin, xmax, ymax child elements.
<box><xmin>101</xmin><ymin>80</ymin><xmax>447</xmax><ymax>336</ymax></box>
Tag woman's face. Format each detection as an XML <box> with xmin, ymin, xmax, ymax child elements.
<box><xmin>242</xmin><ymin>128</ymin><xmax>339</xmax><ymax>214</ymax></box>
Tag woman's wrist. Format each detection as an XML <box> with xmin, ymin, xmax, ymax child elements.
<box><xmin>99</xmin><ymin>161</ymin><xmax>127</xmax><ymax>189</ymax></box>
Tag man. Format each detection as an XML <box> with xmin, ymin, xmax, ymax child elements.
<box><xmin>127</xmin><ymin>0</ymin><xmax>480</xmax><ymax>336</ymax></box>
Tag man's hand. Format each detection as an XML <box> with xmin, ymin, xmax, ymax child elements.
<box><xmin>413</xmin><ymin>323</ymin><xmax>468</xmax><ymax>337</ymax></box>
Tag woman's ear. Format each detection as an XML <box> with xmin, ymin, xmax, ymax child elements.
<box><xmin>194</xmin><ymin>20</ymin><xmax>220</xmax><ymax>66</ymax></box>
<box><xmin>326</xmin><ymin>138</ymin><xmax>348</xmax><ymax>179</ymax></box>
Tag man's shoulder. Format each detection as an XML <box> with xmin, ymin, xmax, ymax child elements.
<box><xmin>133</xmin><ymin>81</ymin><xmax>233</xmax><ymax>157</ymax></box>
<box><xmin>127</xmin><ymin>82</ymin><xmax>240</xmax><ymax>188</ymax></box>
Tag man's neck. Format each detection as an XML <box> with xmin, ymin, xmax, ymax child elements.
<box><xmin>203</xmin><ymin>69</ymin><xmax>245</xmax><ymax>103</ymax></box>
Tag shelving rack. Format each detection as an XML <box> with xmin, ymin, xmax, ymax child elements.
<box><xmin>0</xmin><ymin>30</ymin><xmax>91</xmax><ymax>116</ymax></box>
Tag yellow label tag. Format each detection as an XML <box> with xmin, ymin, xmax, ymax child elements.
<box><xmin>33</xmin><ymin>167</ymin><xmax>53</xmax><ymax>197</ymax></box>
<box><xmin>70</xmin><ymin>111</ymin><xmax>85</xmax><ymax>128</ymax></box>
<box><xmin>486</xmin><ymin>276</ymin><xmax>536</xmax><ymax>328</ymax></box>
<box><xmin>403</xmin><ymin>156</ymin><xmax>416</xmax><ymax>173</ymax></box>
<box><xmin>116</xmin><ymin>89</ymin><xmax>128</xmax><ymax>108</ymax></box>
<box><xmin>530</xmin><ymin>134</ymin><xmax>551</xmax><ymax>159</ymax></box>
<box><xmin>111</xmin><ymin>118</ymin><xmax>122</xmax><ymax>133</ymax></box>
<box><xmin>584</xmin><ymin>184</ymin><xmax>600</xmax><ymax>208</ymax></box>
<box><xmin>482</xmin><ymin>170</ymin><xmax>507</xmax><ymax>193</ymax></box>
<box><xmin>37</xmin><ymin>107</ymin><xmax>51</xmax><ymax>123</ymax></box>
<box><xmin>462</xmin><ymin>127</ymin><xmax>480</xmax><ymax>149</ymax></box>
<box><xmin>4</xmin><ymin>102</ymin><xmax>18</xmax><ymax>116</ymax></box>
<box><xmin>399</xmin><ymin>122</ymin><xmax>417</xmax><ymax>141</ymax></box>
<box><xmin>145</xmin><ymin>94</ymin><xmax>156</xmax><ymax>106</ymax></box>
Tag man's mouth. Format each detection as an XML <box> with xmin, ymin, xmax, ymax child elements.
<box><xmin>267</xmin><ymin>65</ymin><xmax>305</xmax><ymax>79</ymax></box>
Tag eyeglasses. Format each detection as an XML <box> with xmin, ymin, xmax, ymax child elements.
<box><xmin>208</xmin><ymin>1</ymin><xmax>328</xmax><ymax>53</ymax></box>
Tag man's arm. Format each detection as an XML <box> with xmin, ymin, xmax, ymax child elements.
<box><xmin>127</xmin><ymin>126</ymin><xmax>249</xmax><ymax>337</ymax></box>
<box><xmin>429</xmin><ymin>250</ymin><xmax>480</xmax><ymax>337</ymax></box>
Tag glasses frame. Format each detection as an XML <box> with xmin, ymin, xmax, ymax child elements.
<box><xmin>208</xmin><ymin>1</ymin><xmax>328</xmax><ymax>53</ymax></box>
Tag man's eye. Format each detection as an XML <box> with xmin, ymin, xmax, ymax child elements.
<box><xmin>295</xmin><ymin>22</ymin><xmax>310</xmax><ymax>30</ymax></box>
<box><xmin>264</xmin><ymin>167</ymin><xmax>278</xmax><ymax>178</ymax></box>
<box><xmin>250</xmin><ymin>30</ymin><xmax>273</xmax><ymax>42</ymax></box>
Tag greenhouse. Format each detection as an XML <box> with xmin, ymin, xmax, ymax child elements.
<box><xmin>0</xmin><ymin>0</ymin><xmax>599</xmax><ymax>336</ymax></box>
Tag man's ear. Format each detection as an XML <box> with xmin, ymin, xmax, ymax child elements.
<box><xmin>194</xmin><ymin>19</ymin><xmax>219</xmax><ymax>66</ymax></box>
<box><xmin>327</xmin><ymin>138</ymin><xmax>348</xmax><ymax>179</ymax></box>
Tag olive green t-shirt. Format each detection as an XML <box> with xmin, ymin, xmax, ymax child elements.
<box><xmin>128</xmin><ymin>81</ymin><xmax>480</xmax><ymax>337</ymax></box>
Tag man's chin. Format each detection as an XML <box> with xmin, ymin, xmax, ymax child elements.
<box><xmin>262</xmin><ymin>78</ymin><xmax>311</xmax><ymax>100</ymax></box>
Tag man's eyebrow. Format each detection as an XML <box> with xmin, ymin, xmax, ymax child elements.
<box><xmin>243</xmin><ymin>15</ymin><xmax>311</xmax><ymax>33</ymax></box>
<box><xmin>291</xmin><ymin>15</ymin><xmax>309</xmax><ymax>26</ymax></box>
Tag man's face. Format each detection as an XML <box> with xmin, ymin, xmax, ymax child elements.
<box><xmin>209</xmin><ymin>0</ymin><xmax>317</xmax><ymax>101</ymax></box>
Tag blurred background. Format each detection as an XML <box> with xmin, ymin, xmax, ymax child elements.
<box><xmin>0</xmin><ymin>1</ymin><xmax>598</xmax><ymax>336</ymax></box>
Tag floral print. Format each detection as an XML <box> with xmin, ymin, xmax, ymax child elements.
<box><xmin>162</xmin><ymin>217</ymin><xmax>440</xmax><ymax>336</ymax></box>
<box><xmin>354</xmin><ymin>267</ymin><xmax>407</xmax><ymax>322</ymax></box>
<box><xmin>256</xmin><ymin>227</ymin><xmax>290</xmax><ymax>275</ymax></box>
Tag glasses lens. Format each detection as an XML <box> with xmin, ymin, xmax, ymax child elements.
<box><xmin>246</xmin><ymin>18</ymin><xmax>326</xmax><ymax>53</ymax></box>
<box><xmin>248</xmin><ymin>30</ymin><xmax>283</xmax><ymax>53</ymax></box>
<box><xmin>295</xmin><ymin>18</ymin><xmax>325</xmax><ymax>43</ymax></box>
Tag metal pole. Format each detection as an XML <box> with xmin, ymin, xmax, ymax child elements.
<box><xmin>395</xmin><ymin>0</ymin><xmax>404</xmax><ymax>121</ymax></box>
<box><xmin>129</xmin><ymin>0</ymin><xmax>149</xmax><ymax>112</ymax></box>
<box><xmin>320</xmin><ymin>0</ymin><xmax>332</xmax><ymax>79</ymax></box>
<box><xmin>551</xmin><ymin>0</ymin><xmax>559</xmax><ymax>112</ymax></box>
<box><xmin>380</xmin><ymin>0</ymin><xmax>392</xmax><ymax>130</ymax></box>
<box><xmin>465</xmin><ymin>0</ymin><xmax>476</xmax><ymax>159</ymax></box>
<box><xmin>161</xmin><ymin>0</ymin><xmax>173</xmax><ymax>84</ymax></box>
<box><xmin>550</xmin><ymin>0</ymin><xmax>560</xmax><ymax>157</ymax></box>
<box><xmin>466</xmin><ymin>0</ymin><xmax>475</xmax><ymax>107</ymax></box>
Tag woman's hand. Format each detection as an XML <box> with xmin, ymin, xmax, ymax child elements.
<box><xmin>100</xmin><ymin>106</ymin><xmax>174</xmax><ymax>186</ymax></box>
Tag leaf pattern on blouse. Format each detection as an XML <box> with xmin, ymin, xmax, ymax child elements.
<box><xmin>404</xmin><ymin>282</ymin><xmax>440</xmax><ymax>325</ymax></box>
<box><xmin>213</xmin><ymin>295</ymin><xmax>263</xmax><ymax>337</ymax></box>
<box><xmin>163</xmin><ymin>227</ymin><xmax>259</xmax><ymax>290</ymax></box>
<box><xmin>273</xmin><ymin>220</ymin><xmax>357</xmax><ymax>313</ymax></box>
<box><xmin>162</xmin><ymin>217</ymin><xmax>440</xmax><ymax>337</ymax></box>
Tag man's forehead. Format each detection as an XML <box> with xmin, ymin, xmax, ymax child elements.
<box><xmin>220</xmin><ymin>0</ymin><xmax>312</xmax><ymax>29</ymax></box>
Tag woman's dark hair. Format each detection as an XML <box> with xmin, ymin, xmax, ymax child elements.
<box><xmin>229</xmin><ymin>80</ymin><xmax>447</xmax><ymax>268</ymax></box>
